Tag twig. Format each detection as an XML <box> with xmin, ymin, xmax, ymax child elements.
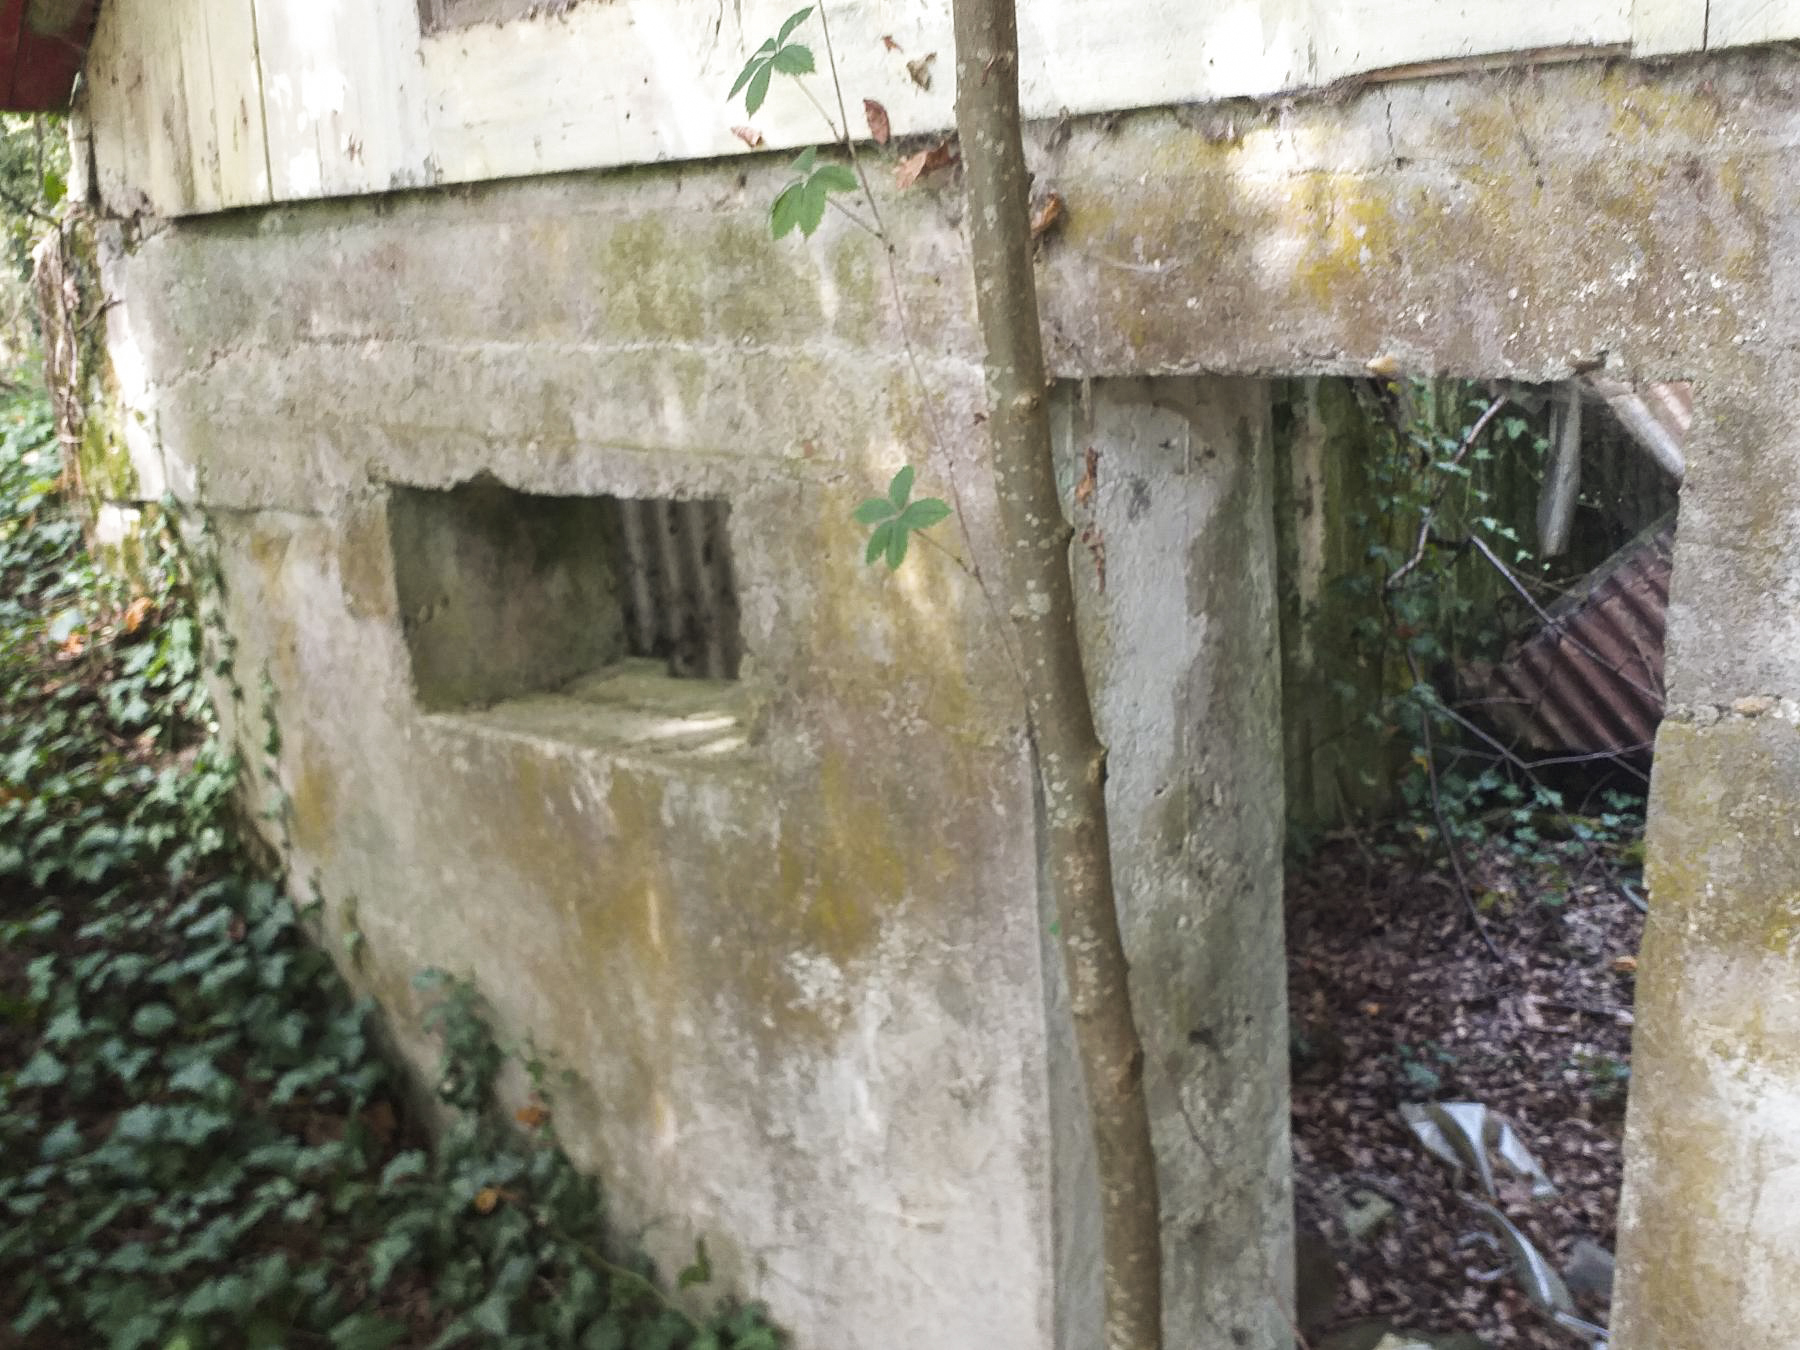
<box><xmin>825</xmin><ymin>195</ymin><xmax>881</xmax><ymax>237</ymax></box>
<box><xmin>1407</xmin><ymin>654</ymin><xmax>1505</xmax><ymax>963</ymax></box>
<box><xmin>1385</xmin><ymin>393</ymin><xmax>1509</xmax><ymax>591</ymax></box>
<box><xmin>1465</xmin><ymin>532</ymin><xmax>1664</xmax><ymax>704</ymax></box>
<box><xmin>811</xmin><ymin>2</ymin><xmax>1027</xmax><ymax>690</ymax></box>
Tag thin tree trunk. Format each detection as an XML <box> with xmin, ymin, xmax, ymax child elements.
<box><xmin>950</xmin><ymin>6</ymin><xmax>1164</xmax><ymax>1348</ymax></box>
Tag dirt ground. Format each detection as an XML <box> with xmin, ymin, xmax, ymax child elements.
<box><xmin>1287</xmin><ymin>833</ymin><xmax>1643</xmax><ymax>1348</ymax></box>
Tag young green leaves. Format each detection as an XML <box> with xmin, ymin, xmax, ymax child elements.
<box><xmin>769</xmin><ymin>146</ymin><xmax>859</xmax><ymax>239</ymax></box>
<box><xmin>729</xmin><ymin>6</ymin><xmax>816</xmax><ymax>115</ymax></box>
<box><xmin>728</xmin><ymin>7</ymin><xmax>861</xmax><ymax>240</ymax></box>
<box><xmin>855</xmin><ymin>466</ymin><xmax>951</xmax><ymax>569</ymax></box>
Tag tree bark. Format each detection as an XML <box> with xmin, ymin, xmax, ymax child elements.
<box><xmin>950</xmin><ymin>6</ymin><xmax>1164</xmax><ymax>1348</ymax></box>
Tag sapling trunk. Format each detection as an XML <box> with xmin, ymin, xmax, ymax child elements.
<box><xmin>949</xmin><ymin>5</ymin><xmax>1164</xmax><ymax>1347</ymax></box>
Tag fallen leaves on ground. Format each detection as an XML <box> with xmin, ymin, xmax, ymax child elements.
<box><xmin>1288</xmin><ymin>834</ymin><xmax>1642</xmax><ymax>1347</ymax></box>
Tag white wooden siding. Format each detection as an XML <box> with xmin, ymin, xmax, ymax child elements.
<box><xmin>77</xmin><ymin>0</ymin><xmax>1798</xmax><ymax>219</ymax></box>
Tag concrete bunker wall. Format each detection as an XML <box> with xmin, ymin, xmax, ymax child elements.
<box><xmin>92</xmin><ymin>45</ymin><xmax>1800</xmax><ymax>1350</ymax></box>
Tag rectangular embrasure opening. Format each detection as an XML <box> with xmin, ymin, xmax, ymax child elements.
<box><xmin>387</xmin><ymin>480</ymin><xmax>743</xmax><ymax>739</ymax></box>
<box><xmin>416</xmin><ymin>0</ymin><xmax>549</xmax><ymax>35</ymax></box>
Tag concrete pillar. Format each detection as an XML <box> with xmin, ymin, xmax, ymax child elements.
<box><xmin>1614</xmin><ymin>391</ymin><xmax>1800</xmax><ymax>1349</ymax></box>
<box><xmin>1055</xmin><ymin>377</ymin><xmax>1294</xmax><ymax>1348</ymax></box>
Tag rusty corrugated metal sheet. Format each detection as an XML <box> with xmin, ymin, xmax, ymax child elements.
<box><xmin>0</xmin><ymin>0</ymin><xmax>99</xmax><ymax>113</ymax></box>
<box><xmin>1474</xmin><ymin>521</ymin><xmax>1675</xmax><ymax>757</ymax></box>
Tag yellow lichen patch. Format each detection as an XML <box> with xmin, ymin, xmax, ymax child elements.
<box><xmin>1286</xmin><ymin>175</ymin><xmax>1397</xmax><ymax>311</ymax></box>
<box><xmin>1601</xmin><ymin>67</ymin><xmax>1726</xmax><ymax>145</ymax></box>
<box><xmin>335</xmin><ymin>505</ymin><xmax>395</xmax><ymax>621</ymax></box>
<box><xmin>289</xmin><ymin>739</ymin><xmax>338</xmax><ymax>860</ymax></box>
<box><xmin>1643</xmin><ymin>719</ymin><xmax>1800</xmax><ymax>955</ymax></box>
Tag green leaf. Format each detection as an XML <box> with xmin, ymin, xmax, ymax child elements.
<box><xmin>727</xmin><ymin>44</ymin><xmax>774</xmax><ymax>99</ymax></box>
<box><xmin>131</xmin><ymin>1003</ymin><xmax>177</xmax><ymax>1037</ymax></box>
<box><xmin>885</xmin><ymin>523</ymin><xmax>910</xmax><ymax>569</ymax></box>
<box><xmin>887</xmin><ymin>465</ymin><xmax>915</xmax><ymax>508</ymax></box>
<box><xmin>776</xmin><ymin>6</ymin><xmax>813</xmax><ymax>43</ymax></box>
<box><xmin>793</xmin><ymin>179</ymin><xmax>830</xmax><ymax>237</ymax></box>
<box><xmin>47</xmin><ymin>608</ymin><xmax>82</xmax><ymax>643</ymax></box>
<box><xmin>770</xmin><ymin>42</ymin><xmax>815</xmax><ymax>75</ymax></box>
<box><xmin>768</xmin><ymin>181</ymin><xmax>807</xmax><ymax>239</ymax></box>
<box><xmin>678</xmin><ymin>1236</ymin><xmax>712</xmax><ymax>1289</ymax></box>
<box><xmin>15</xmin><ymin>1048</ymin><xmax>66</xmax><ymax>1087</ymax></box>
<box><xmin>380</xmin><ymin>1149</ymin><xmax>427</xmax><ymax>1189</ymax></box>
<box><xmin>853</xmin><ymin>497</ymin><xmax>895</xmax><ymax>525</ymax></box>
<box><xmin>41</xmin><ymin>169</ymin><xmax>65</xmax><ymax>208</ymax></box>
<box><xmin>38</xmin><ymin>1119</ymin><xmax>82</xmax><ymax>1160</ymax></box>
<box><xmin>865</xmin><ymin>520</ymin><xmax>894</xmax><ymax>565</ymax></box>
<box><xmin>789</xmin><ymin>145</ymin><xmax>817</xmax><ymax>177</ymax></box>
<box><xmin>812</xmin><ymin>164</ymin><xmax>859</xmax><ymax>193</ymax></box>
<box><xmin>367</xmin><ymin>1231</ymin><xmax>416</xmax><ymax>1291</ymax></box>
<box><xmin>897</xmin><ymin>497</ymin><xmax>951</xmax><ymax>530</ymax></box>
<box><xmin>329</xmin><ymin>1313</ymin><xmax>408</xmax><ymax>1350</ymax></box>
<box><xmin>745</xmin><ymin>61</ymin><xmax>774</xmax><ymax>116</ymax></box>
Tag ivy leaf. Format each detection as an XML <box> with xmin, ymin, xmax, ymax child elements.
<box><xmin>131</xmin><ymin>1002</ymin><xmax>177</xmax><ymax>1037</ymax></box>
<box><xmin>329</xmin><ymin>1313</ymin><xmax>408</xmax><ymax>1350</ymax></box>
<box><xmin>16</xmin><ymin>1048</ymin><xmax>66</xmax><ymax>1087</ymax></box>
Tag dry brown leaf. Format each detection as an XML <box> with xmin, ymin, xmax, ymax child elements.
<box><xmin>863</xmin><ymin>99</ymin><xmax>890</xmax><ymax>146</ymax></box>
<box><xmin>122</xmin><ymin>595</ymin><xmax>153</xmax><ymax>633</ymax></box>
<box><xmin>1365</xmin><ymin>352</ymin><xmax>1402</xmax><ymax>378</ymax></box>
<box><xmin>1030</xmin><ymin>191</ymin><xmax>1065</xmax><ymax>242</ymax></box>
<box><xmin>1611</xmin><ymin>954</ymin><xmax>1637</xmax><ymax>973</ymax></box>
<box><xmin>730</xmin><ymin>125</ymin><xmax>764</xmax><ymax>149</ymax></box>
<box><xmin>516</xmin><ymin>1102</ymin><xmax>551</xmax><ymax>1130</ymax></box>
<box><xmin>906</xmin><ymin>52</ymin><xmax>936</xmax><ymax>89</ymax></box>
<box><xmin>1074</xmin><ymin>445</ymin><xmax>1099</xmax><ymax>507</ymax></box>
<box><xmin>474</xmin><ymin>1186</ymin><xmax>501</xmax><ymax>1214</ymax></box>
<box><xmin>881</xmin><ymin>34</ymin><xmax>901</xmax><ymax>51</ymax></box>
<box><xmin>58</xmin><ymin>633</ymin><xmax>85</xmax><ymax>658</ymax></box>
<box><xmin>895</xmin><ymin>138</ymin><xmax>955</xmax><ymax>190</ymax></box>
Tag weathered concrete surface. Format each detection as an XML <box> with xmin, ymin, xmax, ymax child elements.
<box><xmin>88</xmin><ymin>43</ymin><xmax>1800</xmax><ymax>1350</ymax></box>
<box><xmin>1057</xmin><ymin>378</ymin><xmax>1293</xmax><ymax>1347</ymax></box>
<box><xmin>1614</xmin><ymin>705</ymin><xmax>1800</xmax><ymax>1349</ymax></box>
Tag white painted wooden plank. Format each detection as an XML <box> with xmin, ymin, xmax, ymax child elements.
<box><xmin>198</xmin><ymin>0</ymin><xmax>273</xmax><ymax>207</ymax></box>
<box><xmin>180</xmin><ymin>0</ymin><xmax>272</xmax><ymax>211</ymax></box>
<box><xmin>252</xmin><ymin>0</ymin><xmax>433</xmax><ymax>202</ymax></box>
<box><xmin>1314</xmin><ymin>0</ymin><xmax>1631</xmax><ymax>81</ymax></box>
<box><xmin>1707</xmin><ymin>0</ymin><xmax>1800</xmax><ymax>47</ymax></box>
<box><xmin>424</xmin><ymin>0</ymin><xmax>952</xmax><ymax>185</ymax></box>
<box><xmin>425</xmin><ymin>0</ymin><xmax>1635</xmax><ymax>196</ymax></box>
<box><xmin>84</xmin><ymin>0</ymin><xmax>268</xmax><ymax>217</ymax></box>
<box><xmin>1631</xmin><ymin>0</ymin><xmax>1707</xmax><ymax>55</ymax></box>
<box><xmin>88</xmin><ymin>0</ymin><xmax>1741</xmax><ymax>218</ymax></box>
